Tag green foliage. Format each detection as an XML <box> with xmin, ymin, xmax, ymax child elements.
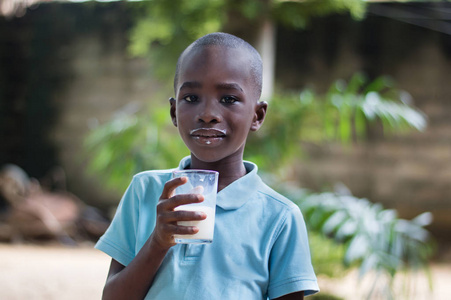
<box><xmin>285</xmin><ymin>185</ymin><xmax>434</xmax><ymax>299</ymax></box>
<box><xmin>309</xmin><ymin>230</ymin><xmax>348</xmax><ymax>278</ymax></box>
<box><xmin>273</xmin><ymin>0</ymin><xmax>366</xmax><ymax>29</ymax></box>
<box><xmin>128</xmin><ymin>0</ymin><xmax>367</xmax><ymax>83</ymax></box>
<box><xmin>312</xmin><ymin>72</ymin><xmax>427</xmax><ymax>140</ymax></box>
<box><xmin>128</xmin><ymin>0</ymin><xmax>225</xmax><ymax>81</ymax></box>
<box><xmin>84</xmin><ymin>103</ymin><xmax>188</xmax><ymax>193</ymax></box>
<box><xmin>245</xmin><ymin>73</ymin><xmax>427</xmax><ymax>171</ymax></box>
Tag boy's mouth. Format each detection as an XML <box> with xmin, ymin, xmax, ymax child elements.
<box><xmin>190</xmin><ymin>128</ymin><xmax>227</xmax><ymax>145</ymax></box>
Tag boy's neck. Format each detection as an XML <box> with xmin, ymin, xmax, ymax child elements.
<box><xmin>189</xmin><ymin>154</ymin><xmax>247</xmax><ymax>191</ymax></box>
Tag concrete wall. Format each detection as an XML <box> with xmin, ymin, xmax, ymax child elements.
<box><xmin>0</xmin><ymin>2</ymin><xmax>162</xmax><ymax>206</ymax></box>
<box><xmin>50</xmin><ymin>5</ymin><xmax>164</xmax><ymax>206</ymax></box>
<box><xmin>275</xmin><ymin>12</ymin><xmax>451</xmax><ymax>237</ymax></box>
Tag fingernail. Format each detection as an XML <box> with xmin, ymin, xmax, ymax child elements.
<box><xmin>197</xmin><ymin>212</ymin><xmax>207</xmax><ymax>219</ymax></box>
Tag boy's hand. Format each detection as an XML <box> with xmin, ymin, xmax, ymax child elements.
<box><xmin>149</xmin><ymin>176</ymin><xmax>206</xmax><ymax>251</ymax></box>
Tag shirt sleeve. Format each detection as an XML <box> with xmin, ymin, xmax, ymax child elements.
<box><xmin>94</xmin><ymin>176</ymin><xmax>143</xmax><ymax>266</ymax></box>
<box><xmin>268</xmin><ymin>206</ymin><xmax>319</xmax><ymax>299</ymax></box>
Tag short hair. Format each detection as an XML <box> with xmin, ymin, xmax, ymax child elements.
<box><xmin>174</xmin><ymin>32</ymin><xmax>263</xmax><ymax>99</ymax></box>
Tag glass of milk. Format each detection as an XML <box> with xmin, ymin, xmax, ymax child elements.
<box><xmin>172</xmin><ymin>169</ymin><xmax>218</xmax><ymax>244</ymax></box>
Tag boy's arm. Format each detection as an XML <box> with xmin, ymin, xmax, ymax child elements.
<box><xmin>101</xmin><ymin>239</ymin><xmax>168</xmax><ymax>300</ymax></box>
<box><xmin>274</xmin><ymin>291</ymin><xmax>304</xmax><ymax>300</ymax></box>
<box><xmin>101</xmin><ymin>177</ymin><xmax>206</xmax><ymax>300</ymax></box>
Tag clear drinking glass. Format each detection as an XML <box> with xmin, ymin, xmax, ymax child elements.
<box><xmin>172</xmin><ymin>169</ymin><xmax>219</xmax><ymax>244</ymax></box>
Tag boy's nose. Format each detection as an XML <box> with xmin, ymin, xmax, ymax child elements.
<box><xmin>197</xmin><ymin>100</ymin><xmax>222</xmax><ymax>123</ymax></box>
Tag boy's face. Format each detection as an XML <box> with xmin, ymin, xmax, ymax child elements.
<box><xmin>171</xmin><ymin>45</ymin><xmax>266</xmax><ymax>164</ymax></box>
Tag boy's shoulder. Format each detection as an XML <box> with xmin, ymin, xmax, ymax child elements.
<box><xmin>256</xmin><ymin>180</ymin><xmax>299</xmax><ymax>211</ymax></box>
<box><xmin>241</xmin><ymin>160</ymin><xmax>299</xmax><ymax>211</ymax></box>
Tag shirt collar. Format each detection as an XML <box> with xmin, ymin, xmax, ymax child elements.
<box><xmin>177</xmin><ymin>156</ymin><xmax>262</xmax><ymax>210</ymax></box>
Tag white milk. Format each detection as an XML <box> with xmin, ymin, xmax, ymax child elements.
<box><xmin>174</xmin><ymin>205</ymin><xmax>216</xmax><ymax>241</ymax></box>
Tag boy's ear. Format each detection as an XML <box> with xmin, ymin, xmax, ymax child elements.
<box><xmin>250</xmin><ymin>101</ymin><xmax>268</xmax><ymax>132</ymax></box>
<box><xmin>169</xmin><ymin>97</ymin><xmax>177</xmax><ymax>127</ymax></box>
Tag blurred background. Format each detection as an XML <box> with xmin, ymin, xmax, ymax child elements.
<box><xmin>0</xmin><ymin>0</ymin><xmax>450</xmax><ymax>299</ymax></box>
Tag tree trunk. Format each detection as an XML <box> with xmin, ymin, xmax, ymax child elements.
<box><xmin>257</xmin><ymin>18</ymin><xmax>276</xmax><ymax>100</ymax></box>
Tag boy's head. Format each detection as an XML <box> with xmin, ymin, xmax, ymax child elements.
<box><xmin>170</xmin><ymin>32</ymin><xmax>267</xmax><ymax>164</ymax></box>
<box><xmin>174</xmin><ymin>32</ymin><xmax>263</xmax><ymax>101</ymax></box>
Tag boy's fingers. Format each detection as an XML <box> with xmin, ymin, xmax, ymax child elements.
<box><xmin>164</xmin><ymin>223</ymin><xmax>200</xmax><ymax>235</ymax></box>
<box><xmin>163</xmin><ymin>210</ymin><xmax>207</xmax><ymax>223</ymax></box>
<box><xmin>160</xmin><ymin>177</ymin><xmax>188</xmax><ymax>200</ymax></box>
<box><xmin>157</xmin><ymin>193</ymin><xmax>204</xmax><ymax>212</ymax></box>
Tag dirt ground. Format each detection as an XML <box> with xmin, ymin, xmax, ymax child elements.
<box><xmin>0</xmin><ymin>242</ymin><xmax>109</xmax><ymax>300</ymax></box>
<box><xmin>0</xmin><ymin>242</ymin><xmax>450</xmax><ymax>300</ymax></box>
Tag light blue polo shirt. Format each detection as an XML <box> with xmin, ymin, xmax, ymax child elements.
<box><xmin>95</xmin><ymin>157</ymin><xmax>319</xmax><ymax>299</ymax></box>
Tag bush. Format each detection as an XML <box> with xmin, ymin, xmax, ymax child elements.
<box><xmin>280</xmin><ymin>183</ymin><xmax>435</xmax><ymax>299</ymax></box>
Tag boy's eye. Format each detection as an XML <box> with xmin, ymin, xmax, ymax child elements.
<box><xmin>220</xmin><ymin>96</ymin><xmax>237</xmax><ymax>104</ymax></box>
<box><xmin>183</xmin><ymin>95</ymin><xmax>198</xmax><ymax>103</ymax></box>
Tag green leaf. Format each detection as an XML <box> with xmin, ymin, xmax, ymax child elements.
<box><xmin>345</xmin><ymin>234</ymin><xmax>368</xmax><ymax>264</ymax></box>
<box><xmin>291</xmin><ymin>185</ymin><xmax>434</xmax><ymax>298</ymax></box>
<box><xmin>322</xmin><ymin>210</ymin><xmax>347</xmax><ymax>235</ymax></box>
<box><xmin>411</xmin><ymin>212</ymin><xmax>433</xmax><ymax>227</ymax></box>
<box><xmin>359</xmin><ymin>253</ymin><xmax>378</xmax><ymax>277</ymax></box>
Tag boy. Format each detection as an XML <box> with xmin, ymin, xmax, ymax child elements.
<box><xmin>95</xmin><ymin>32</ymin><xmax>319</xmax><ymax>299</ymax></box>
